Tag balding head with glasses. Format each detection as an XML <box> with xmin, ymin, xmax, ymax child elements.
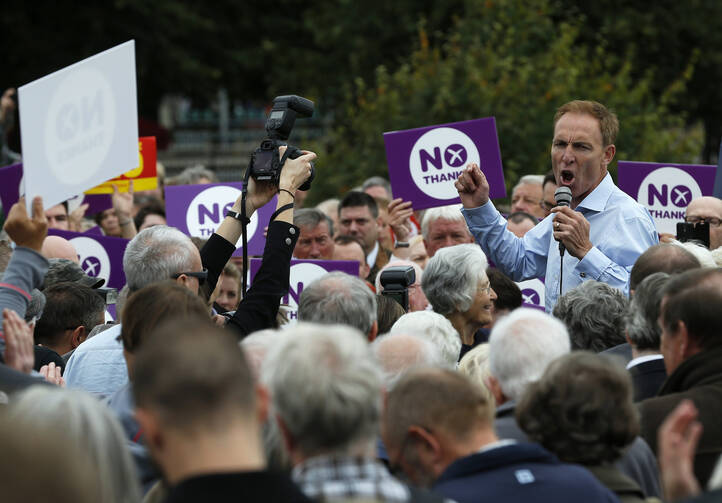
<box><xmin>685</xmin><ymin>196</ymin><xmax>722</xmax><ymax>250</ymax></box>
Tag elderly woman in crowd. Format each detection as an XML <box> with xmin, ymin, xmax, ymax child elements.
<box><xmin>421</xmin><ymin>244</ymin><xmax>496</xmax><ymax>350</ymax></box>
<box><xmin>516</xmin><ymin>352</ymin><xmax>656</xmax><ymax>503</ymax></box>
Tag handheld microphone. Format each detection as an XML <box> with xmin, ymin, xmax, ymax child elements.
<box><xmin>554</xmin><ymin>187</ymin><xmax>572</xmax><ymax>255</ymax></box>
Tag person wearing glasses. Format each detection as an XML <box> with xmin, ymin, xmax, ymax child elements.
<box><xmin>685</xmin><ymin>196</ymin><xmax>722</xmax><ymax>250</ymax></box>
<box><xmin>63</xmin><ymin>147</ymin><xmax>317</xmax><ymax>398</ymax></box>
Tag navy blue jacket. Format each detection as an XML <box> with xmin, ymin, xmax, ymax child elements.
<box><xmin>433</xmin><ymin>443</ymin><xmax>619</xmax><ymax>503</ymax></box>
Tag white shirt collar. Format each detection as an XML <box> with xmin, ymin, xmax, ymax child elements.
<box><xmin>366</xmin><ymin>241</ymin><xmax>379</xmax><ymax>267</ymax></box>
<box><xmin>626</xmin><ymin>353</ymin><xmax>664</xmax><ymax>370</ymax></box>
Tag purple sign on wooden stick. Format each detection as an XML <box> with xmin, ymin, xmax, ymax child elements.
<box><xmin>48</xmin><ymin>229</ymin><xmax>129</xmax><ymax>290</ymax></box>
<box><xmin>383</xmin><ymin>117</ymin><xmax>506</xmax><ymax>211</ymax></box>
<box><xmin>165</xmin><ymin>183</ymin><xmax>276</xmax><ymax>256</ymax></box>
<box><xmin>249</xmin><ymin>259</ymin><xmax>360</xmax><ymax>324</ymax></box>
<box><xmin>618</xmin><ymin>161</ymin><xmax>716</xmax><ymax>235</ymax></box>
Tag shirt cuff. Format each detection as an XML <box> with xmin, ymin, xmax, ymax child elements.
<box><xmin>575</xmin><ymin>246</ymin><xmax>612</xmax><ymax>281</ymax></box>
<box><xmin>460</xmin><ymin>201</ymin><xmax>500</xmax><ymax>226</ymax></box>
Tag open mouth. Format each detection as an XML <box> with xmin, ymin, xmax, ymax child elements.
<box><xmin>560</xmin><ymin>170</ymin><xmax>575</xmax><ymax>185</ymax></box>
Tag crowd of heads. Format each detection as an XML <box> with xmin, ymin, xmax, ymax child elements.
<box><xmin>3</xmin><ymin>98</ymin><xmax>722</xmax><ymax>503</ymax></box>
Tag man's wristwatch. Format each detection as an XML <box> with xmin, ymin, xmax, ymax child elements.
<box><xmin>394</xmin><ymin>241</ymin><xmax>410</xmax><ymax>248</ymax></box>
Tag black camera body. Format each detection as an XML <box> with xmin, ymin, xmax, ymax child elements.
<box><xmin>248</xmin><ymin>95</ymin><xmax>315</xmax><ymax>191</ymax></box>
<box><xmin>677</xmin><ymin>221</ymin><xmax>710</xmax><ymax>249</ymax></box>
<box><xmin>380</xmin><ymin>265</ymin><xmax>416</xmax><ymax>312</ymax></box>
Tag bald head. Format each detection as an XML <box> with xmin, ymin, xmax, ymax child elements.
<box><xmin>41</xmin><ymin>236</ymin><xmax>79</xmax><ymax>264</ymax></box>
<box><xmin>371</xmin><ymin>333</ymin><xmax>441</xmax><ymax>390</ymax></box>
<box><xmin>686</xmin><ymin>196</ymin><xmax>722</xmax><ymax>250</ymax></box>
<box><xmin>630</xmin><ymin>243</ymin><xmax>700</xmax><ymax>292</ymax></box>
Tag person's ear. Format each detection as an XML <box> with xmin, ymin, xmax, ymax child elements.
<box><xmin>486</xmin><ymin>375</ymin><xmax>506</xmax><ymax>405</ymax></box>
<box><xmin>368</xmin><ymin>320</ymin><xmax>379</xmax><ymax>342</ymax></box>
<box><xmin>407</xmin><ymin>425</ymin><xmax>442</xmax><ymax>463</ymax></box>
<box><xmin>360</xmin><ymin>261</ymin><xmax>371</xmax><ymax>280</ymax></box>
<box><xmin>602</xmin><ymin>144</ymin><xmax>616</xmax><ymax>167</ymax></box>
<box><xmin>70</xmin><ymin>326</ymin><xmax>87</xmax><ymax>348</ymax></box>
<box><xmin>275</xmin><ymin>413</ymin><xmax>297</xmax><ymax>459</ymax></box>
<box><xmin>256</xmin><ymin>384</ymin><xmax>270</xmax><ymax>423</ymax></box>
<box><xmin>677</xmin><ymin>320</ymin><xmax>694</xmax><ymax>359</ymax></box>
<box><xmin>175</xmin><ymin>274</ymin><xmax>189</xmax><ymax>288</ymax></box>
<box><xmin>135</xmin><ymin>408</ymin><xmax>163</xmax><ymax>453</ymax></box>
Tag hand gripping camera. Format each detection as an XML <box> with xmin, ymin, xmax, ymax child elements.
<box><xmin>248</xmin><ymin>95</ymin><xmax>315</xmax><ymax>191</ymax></box>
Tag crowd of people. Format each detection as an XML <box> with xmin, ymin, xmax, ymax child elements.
<box><xmin>1</xmin><ymin>99</ymin><xmax>722</xmax><ymax>503</ymax></box>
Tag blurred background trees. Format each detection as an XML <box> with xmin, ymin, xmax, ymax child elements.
<box><xmin>1</xmin><ymin>0</ymin><xmax>718</xmax><ymax>201</ymax></box>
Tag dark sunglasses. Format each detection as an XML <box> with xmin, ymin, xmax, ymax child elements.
<box><xmin>171</xmin><ymin>268</ymin><xmax>208</xmax><ymax>286</ymax></box>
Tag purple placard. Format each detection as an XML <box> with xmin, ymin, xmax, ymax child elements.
<box><xmin>83</xmin><ymin>225</ymin><xmax>104</xmax><ymax>236</ymax></box>
<box><xmin>618</xmin><ymin>161</ymin><xmax>716</xmax><ymax>235</ymax></box>
<box><xmin>79</xmin><ymin>194</ymin><xmax>113</xmax><ymax>216</ymax></box>
<box><xmin>516</xmin><ymin>277</ymin><xmax>546</xmax><ymax>311</ymax></box>
<box><xmin>0</xmin><ymin>163</ymin><xmax>23</xmax><ymax>218</ymax></box>
<box><xmin>0</xmin><ymin>162</ymin><xmax>112</xmax><ymax>218</ymax></box>
<box><xmin>383</xmin><ymin>117</ymin><xmax>506</xmax><ymax>211</ymax></box>
<box><xmin>249</xmin><ymin>258</ymin><xmax>360</xmax><ymax>323</ymax></box>
<box><xmin>164</xmin><ymin>183</ymin><xmax>277</xmax><ymax>256</ymax></box>
<box><xmin>47</xmin><ymin>229</ymin><xmax>129</xmax><ymax>290</ymax></box>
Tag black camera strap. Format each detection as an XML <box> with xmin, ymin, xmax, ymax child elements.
<box><xmin>240</xmin><ymin>159</ymin><xmax>253</xmax><ymax>296</ymax></box>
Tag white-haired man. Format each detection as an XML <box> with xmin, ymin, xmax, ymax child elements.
<box><xmin>262</xmin><ymin>323</ymin><xmax>446</xmax><ymax>502</ymax></box>
<box><xmin>421</xmin><ymin>205</ymin><xmax>474</xmax><ymax>258</ymax></box>
<box><xmin>371</xmin><ymin>333</ymin><xmax>442</xmax><ymax>390</ymax></box>
<box><xmin>390</xmin><ymin>311</ymin><xmax>461</xmax><ymax>368</ymax></box>
<box><xmin>298</xmin><ymin>272</ymin><xmax>378</xmax><ymax>340</ymax></box>
<box><xmin>64</xmin><ymin>149</ymin><xmax>316</xmax><ymax>397</ymax></box>
<box><xmin>510</xmin><ymin>175</ymin><xmax>545</xmax><ymax>219</ymax></box>
<box><xmin>489</xmin><ymin>307</ymin><xmax>662</xmax><ymax>498</ymax></box>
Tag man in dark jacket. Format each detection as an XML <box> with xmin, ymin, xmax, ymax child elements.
<box><xmin>133</xmin><ymin>320</ymin><xmax>311</xmax><ymax>503</ymax></box>
<box><xmin>383</xmin><ymin>368</ymin><xmax>618</xmax><ymax>503</ymax></box>
<box><xmin>639</xmin><ymin>268</ymin><xmax>722</xmax><ymax>488</ymax></box>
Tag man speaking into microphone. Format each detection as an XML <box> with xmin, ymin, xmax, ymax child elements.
<box><xmin>454</xmin><ymin>100</ymin><xmax>658</xmax><ymax>311</ymax></box>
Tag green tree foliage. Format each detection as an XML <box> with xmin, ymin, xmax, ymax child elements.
<box><xmin>309</xmin><ymin>0</ymin><xmax>703</xmax><ymax>203</ymax></box>
<box><xmin>555</xmin><ymin>0</ymin><xmax>722</xmax><ymax>162</ymax></box>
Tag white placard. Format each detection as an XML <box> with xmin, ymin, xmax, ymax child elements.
<box><xmin>18</xmin><ymin>40</ymin><xmax>138</xmax><ymax>211</ymax></box>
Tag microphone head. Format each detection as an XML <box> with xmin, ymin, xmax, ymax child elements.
<box><xmin>554</xmin><ymin>186</ymin><xmax>572</xmax><ymax>207</ymax></box>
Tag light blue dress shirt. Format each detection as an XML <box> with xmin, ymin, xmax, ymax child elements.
<box><xmin>64</xmin><ymin>323</ymin><xmax>128</xmax><ymax>398</ymax></box>
<box><xmin>461</xmin><ymin>173</ymin><xmax>658</xmax><ymax>311</ymax></box>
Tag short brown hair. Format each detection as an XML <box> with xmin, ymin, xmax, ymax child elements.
<box><xmin>554</xmin><ymin>100</ymin><xmax>619</xmax><ymax>146</ymax></box>
<box><xmin>121</xmin><ymin>281</ymin><xmax>209</xmax><ymax>353</ymax></box>
<box><xmin>384</xmin><ymin>368</ymin><xmax>494</xmax><ymax>451</ymax></box>
<box><xmin>132</xmin><ymin>319</ymin><xmax>255</xmax><ymax>431</ymax></box>
<box><xmin>516</xmin><ymin>352</ymin><xmax>638</xmax><ymax>465</ymax></box>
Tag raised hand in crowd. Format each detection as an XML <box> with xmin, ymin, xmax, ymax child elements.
<box><xmin>68</xmin><ymin>202</ymin><xmax>89</xmax><ymax>232</ymax></box>
<box><xmin>658</xmin><ymin>400</ymin><xmax>703</xmax><ymax>502</ymax></box>
<box><xmin>3</xmin><ymin>196</ymin><xmax>47</xmax><ymax>251</ymax></box>
<box><xmin>112</xmin><ymin>181</ymin><xmax>138</xmax><ymax>239</ymax></box>
<box><xmin>2</xmin><ymin>308</ymin><xmax>34</xmax><ymax>374</ymax></box>
<box><xmin>388</xmin><ymin>197</ymin><xmax>415</xmax><ymax>258</ymax></box>
<box><xmin>39</xmin><ymin>362</ymin><xmax>65</xmax><ymax>387</ymax></box>
<box><xmin>274</xmin><ymin>147</ymin><xmax>317</xmax><ymax>222</ymax></box>
<box><xmin>455</xmin><ymin>162</ymin><xmax>490</xmax><ymax>208</ymax></box>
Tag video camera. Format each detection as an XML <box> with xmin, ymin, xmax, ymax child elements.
<box><xmin>248</xmin><ymin>95</ymin><xmax>315</xmax><ymax>191</ymax></box>
<box><xmin>677</xmin><ymin>221</ymin><xmax>710</xmax><ymax>248</ymax></box>
<box><xmin>380</xmin><ymin>265</ymin><xmax>416</xmax><ymax>312</ymax></box>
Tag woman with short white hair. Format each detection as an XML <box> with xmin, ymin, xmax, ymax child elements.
<box><xmin>421</xmin><ymin>244</ymin><xmax>496</xmax><ymax>348</ymax></box>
